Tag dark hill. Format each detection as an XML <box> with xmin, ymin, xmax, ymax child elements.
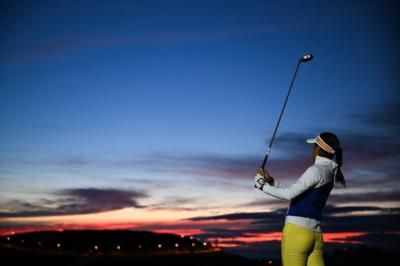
<box><xmin>1</xmin><ymin>230</ymin><xmax>215</xmax><ymax>255</ymax></box>
<box><xmin>0</xmin><ymin>230</ymin><xmax>267</xmax><ymax>266</ymax></box>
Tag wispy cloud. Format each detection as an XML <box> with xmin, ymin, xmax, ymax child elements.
<box><xmin>330</xmin><ymin>190</ymin><xmax>400</xmax><ymax>204</ymax></box>
<box><xmin>0</xmin><ymin>188</ymin><xmax>147</xmax><ymax>218</ymax></box>
<box><xmin>146</xmin><ymin>196</ymin><xmax>205</xmax><ymax>212</ymax></box>
<box><xmin>118</xmin><ymin>102</ymin><xmax>400</xmax><ymax>182</ymax></box>
<box><xmin>338</xmin><ymin>232</ymin><xmax>400</xmax><ymax>253</ymax></box>
<box><xmin>348</xmin><ymin>102</ymin><xmax>400</xmax><ymax>130</ymax></box>
<box><xmin>3</xmin><ymin>102</ymin><xmax>398</xmax><ymax>187</ymax></box>
<box><xmin>241</xmin><ymin>189</ymin><xmax>400</xmax><ymax>209</ymax></box>
<box><xmin>188</xmin><ymin>205</ymin><xmax>400</xmax><ymax>234</ymax></box>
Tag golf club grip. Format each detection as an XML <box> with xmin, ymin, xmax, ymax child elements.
<box><xmin>253</xmin><ymin>154</ymin><xmax>268</xmax><ymax>188</ymax></box>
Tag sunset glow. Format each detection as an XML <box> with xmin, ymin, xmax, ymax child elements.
<box><xmin>216</xmin><ymin>232</ymin><xmax>282</xmax><ymax>244</ymax></box>
<box><xmin>323</xmin><ymin>232</ymin><xmax>368</xmax><ymax>244</ymax></box>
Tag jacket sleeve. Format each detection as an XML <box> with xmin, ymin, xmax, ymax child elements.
<box><xmin>273</xmin><ymin>180</ymin><xmax>290</xmax><ymax>188</ymax></box>
<box><xmin>261</xmin><ymin>166</ymin><xmax>321</xmax><ymax>200</ymax></box>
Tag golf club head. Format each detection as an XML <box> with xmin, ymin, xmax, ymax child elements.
<box><xmin>300</xmin><ymin>54</ymin><xmax>314</xmax><ymax>62</ymax></box>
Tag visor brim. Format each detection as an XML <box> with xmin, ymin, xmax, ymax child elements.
<box><xmin>306</xmin><ymin>137</ymin><xmax>317</xmax><ymax>144</ymax></box>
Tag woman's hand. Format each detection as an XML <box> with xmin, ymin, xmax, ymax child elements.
<box><xmin>254</xmin><ymin>172</ymin><xmax>266</xmax><ymax>189</ymax></box>
<box><xmin>257</xmin><ymin>167</ymin><xmax>275</xmax><ymax>186</ymax></box>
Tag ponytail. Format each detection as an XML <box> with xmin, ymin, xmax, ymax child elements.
<box><xmin>335</xmin><ymin>147</ymin><xmax>346</xmax><ymax>187</ymax></box>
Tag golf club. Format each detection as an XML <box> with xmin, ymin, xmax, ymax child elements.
<box><xmin>256</xmin><ymin>54</ymin><xmax>314</xmax><ymax>187</ymax></box>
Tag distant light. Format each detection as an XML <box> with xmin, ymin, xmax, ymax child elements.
<box><xmin>21</xmin><ymin>239</ymin><xmax>25</xmax><ymax>244</ymax></box>
<box><xmin>180</xmin><ymin>234</ymin><xmax>185</xmax><ymax>238</ymax></box>
<box><xmin>116</xmin><ymin>245</ymin><xmax>121</xmax><ymax>250</ymax></box>
<box><xmin>38</xmin><ymin>241</ymin><xmax>42</xmax><ymax>246</ymax></box>
<box><xmin>192</xmin><ymin>243</ymin><xmax>196</xmax><ymax>247</ymax></box>
<box><xmin>57</xmin><ymin>243</ymin><xmax>61</xmax><ymax>248</ymax></box>
<box><xmin>189</xmin><ymin>236</ymin><xmax>194</xmax><ymax>240</ymax></box>
<box><xmin>6</xmin><ymin>237</ymin><xmax>10</xmax><ymax>241</ymax></box>
<box><xmin>203</xmin><ymin>242</ymin><xmax>207</xmax><ymax>246</ymax></box>
<box><xmin>175</xmin><ymin>243</ymin><xmax>179</xmax><ymax>248</ymax></box>
<box><xmin>157</xmin><ymin>244</ymin><xmax>162</xmax><ymax>249</ymax></box>
<box><xmin>11</xmin><ymin>232</ymin><xmax>15</xmax><ymax>235</ymax></box>
<box><xmin>94</xmin><ymin>245</ymin><xmax>99</xmax><ymax>250</ymax></box>
<box><xmin>269</xmin><ymin>260</ymin><xmax>273</xmax><ymax>264</ymax></box>
<box><xmin>138</xmin><ymin>244</ymin><xmax>142</xmax><ymax>249</ymax></box>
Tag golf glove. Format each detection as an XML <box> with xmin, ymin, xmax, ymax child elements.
<box><xmin>254</xmin><ymin>174</ymin><xmax>266</xmax><ymax>190</ymax></box>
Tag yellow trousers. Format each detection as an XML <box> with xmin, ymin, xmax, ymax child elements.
<box><xmin>282</xmin><ymin>223</ymin><xmax>325</xmax><ymax>266</ymax></box>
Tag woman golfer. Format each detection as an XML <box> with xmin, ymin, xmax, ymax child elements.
<box><xmin>254</xmin><ymin>132</ymin><xmax>345</xmax><ymax>266</ymax></box>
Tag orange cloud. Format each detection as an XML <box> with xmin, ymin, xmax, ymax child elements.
<box><xmin>211</xmin><ymin>231</ymin><xmax>369</xmax><ymax>247</ymax></box>
<box><xmin>323</xmin><ymin>232</ymin><xmax>368</xmax><ymax>244</ymax></box>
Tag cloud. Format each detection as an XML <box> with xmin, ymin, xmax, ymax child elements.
<box><xmin>323</xmin><ymin>213</ymin><xmax>400</xmax><ymax>233</ymax></box>
<box><xmin>330</xmin><ymin>190</ymin><xmax>400</xmax><ymax>204</ymax></box>
<box><xmin>339</xmin><ymin>232</ymin><xmax>400</xmax><ymax>253</ymax></box>
<box><xmin>112</xmin><ymin>151</ymin><xmax>314</xmax><ymax>184</ymax></box>
<box><xmin>3</xmin><ymin>102</ymin><xmax>397</xmax><ymax>188</ymax></box>
<box><xmin>0</xmin><ymin>188</ymin><xmax>147</xmax><ymax>218</ymax></box>
<box><xmin>188</xmin><ymin>205</ymin><xmax>400</xmax><ymax>234</ymax></box>
<box><xmin>188</xmin><ymin>209</ymin><xmax>288</xmax><ymax>234</ymax></box>
<box><xmin>348</xmin><ymin>102</ymin><xmax>400</xmax><ymax>130</ymax></box>
<box><xmin>243</xmin><ymin>189</ymin><xmax>400</xmax><ymax>209</ymax></box>
<box><xmin>242</xmin><ymin>189</ymin><xmax>400</xmax><ymax>213</ymax></box>
<box><xmin>112</xmin><ymin>153</ymin><xmax>260</xmax><ymax>180</ymax></box>
<box><xmin>0</xmin><ymin>221</ymin><xmax>53</xmax><ymax>233</ymax></box>
<box><xmin>146</xmin><ymin>196</ymin><xmax>204</xmax><ymax>212</ymax></box>
<box><xmin>111</xmin><ymin>101</ymin><xmax>400</xmax><ymax>183</ymax></box>
<box><xmin>59</xmin><ymin>157</ymin><xmax>90</xmax><ymax>166</ymax></box>
<box><xmin>189</xmin><ymin>209</ymin><xmax>286</xmax><ymax>222</ymax></box>
<box><xmin>345</xmin><ymin>102</ymin><xmax>400</xmax><ymax>154</ymax></box>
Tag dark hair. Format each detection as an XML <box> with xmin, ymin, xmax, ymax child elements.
<box><xmin>318</xmin><ymin>132</ymin><xmax>346</xmax><ymax>187</ymax></box>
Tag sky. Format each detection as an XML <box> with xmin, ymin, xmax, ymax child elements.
<box><xmin>1</xmin><ymin>0</ymin><xmax>399</xmax><ymax>259</ymax></box>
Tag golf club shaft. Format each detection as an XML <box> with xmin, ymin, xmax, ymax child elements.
<box><xmin>261</xmin><ymin>59</ymin><xmax>302</xmax><ymax>170</ymax></box>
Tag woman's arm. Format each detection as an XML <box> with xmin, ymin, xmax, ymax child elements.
<box><xmin>255</xmin><ymin>168</ymin><xmax>291</xmax><ymax>188</ymax></box>
<box><xmin>257</xmin><ymin>167</ymin><xmax>320</xmax><ymax>200</ymax></box>
<box><xmin>273</xmin><ymin>181</ymin><xmax>290</xmax><ymax>188</ymax></box>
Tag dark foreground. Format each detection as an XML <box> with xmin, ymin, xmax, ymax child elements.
<box><xmin>2</xmin><ymin>230</ymin><xmax>399</xmax><ymax>266</ymax></box>
<box><xmin>325</xmin><ymin>246</ymin><xmax>400</xmax><ymax>266</ymax></box>
<box><xmin>0</xmin><ymin>246</ymin><xmax>265</xmax><ymax>266</ymax></box>
<box><xmin>2</xmin><ymin>245</ymin><xmax>400</xmax><ymax>266</ymax></box>
<box><xmin>0</xmin><ymin>230</ymin><xmax>266</xmax><ymax>265</ymax></box>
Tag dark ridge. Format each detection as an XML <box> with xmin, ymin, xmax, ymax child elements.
<box><xmin>1</xmin><ymin>230</ymin><xmax>218</xmax><ymax>255</ymax></box>
<box><xmin>0</xmin><ymin>230</ymin><xmax>268</xmax><ymax>266</ymax></box>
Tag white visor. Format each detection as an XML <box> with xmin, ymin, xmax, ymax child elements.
<box><xmin>306</xmin><ymin>135</ymin><xmax>335</xmax><ymax>154</ymax></box>
<box><xmin>306</xmin><ymin>137</ymin><xmax>317</xmax><ymax>144</ymax></box>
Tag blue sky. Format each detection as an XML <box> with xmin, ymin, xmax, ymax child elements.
<box><xmin>0</xmin><ymin>0</ymin><xmax>399</xmax><ymax>258</ymax></box>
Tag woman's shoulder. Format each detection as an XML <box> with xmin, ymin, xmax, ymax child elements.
<box><xmin>309</xmin><ymin>163</ymin><xmax>334</xmax><ymax>186</ymax></box>
<box><xmin>304</xmin><ymin>164</ymin><xmax>321</xmax><ymax>175</ymax></box>
<box><xmin>301</xmin><ymin>164</ymin><xmax>329</xmax><ymax>184</ymax></box>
